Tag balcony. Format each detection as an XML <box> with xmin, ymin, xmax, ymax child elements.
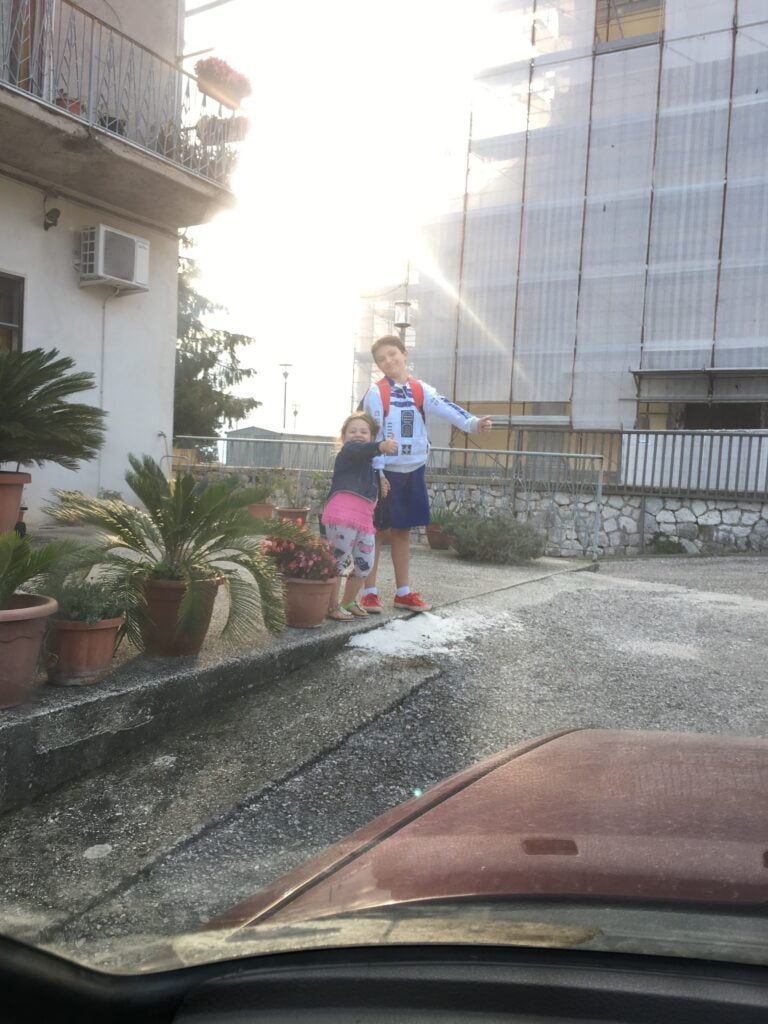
<box><xmin>0</xmin><ymin>0</ymin><xmax>246</xmax><ymax>228</ymax></box>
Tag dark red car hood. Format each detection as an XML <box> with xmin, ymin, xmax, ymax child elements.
<box><xmin>212</xmin><ymin>729</ymin><xmax>768</xmax><ymax>932</ymax></box>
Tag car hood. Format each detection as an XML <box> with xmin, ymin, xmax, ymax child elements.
<box><xmin>211</xmin><ymin>729</ymin><xmax>768</xmax><ymax>932</ymax></box>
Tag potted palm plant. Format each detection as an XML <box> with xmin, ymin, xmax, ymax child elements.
<box><xmin>46</xmin><ymin>455</ymin><xmax>285</xmax><ymax>656</ymax></box>
<box><xmin>0</xmin><ymin>348</ymin><xmax>106</xmax><ymax>532</ymax></box>
<box><xmin>273</xmin><ymin>471</ymin><xmax>311</xmax><ymax>524</ymax></box>
<box><xmin>0</xmin><ymin>531</ymin><xmax>72</xmax><ymax>708</ymax></box>
<box><xmin>426</xmin><ymin>508</ymin><xmax>458</xmax><ymax>550</ymax></box>
<box><xmin>244</xmin><ymin>481</ymin><xmax>275</xmax><ymax>521</ymax></box>
<box><xmin>45</xmin><ymin>577</ymin><xmax>128</xmax><ymax>686</ymax></box>
<box><xmin>263</xmin><ymin>523</ymin><xmax>337</xmax><ymax>628</ymax></box>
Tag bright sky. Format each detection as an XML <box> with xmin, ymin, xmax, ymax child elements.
<box><xmin>183</xmin><ymin>0</ymin><xmax>493</xmax><ymax>436</ymax></box>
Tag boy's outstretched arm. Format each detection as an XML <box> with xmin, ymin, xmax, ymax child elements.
<box><xmin>422</xmin><ymin>383</ymin><xmax>494</xmax><ymax>434</ymax></box>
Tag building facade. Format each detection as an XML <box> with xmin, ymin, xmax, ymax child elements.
<box><xmin>356</xmin><ymin>0</ymin><xmax>768</xmax><ymax>450</ymax></box>
<box><xmin>0</xmin><ymin>0</ymin><xmax>242</xmax><ymax>522</ymax></box>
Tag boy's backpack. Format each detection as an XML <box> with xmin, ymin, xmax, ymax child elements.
<box><xmin>377</xmin><ymin>376</ymin><xmax>425</xmax><ymax>420</ymax></box>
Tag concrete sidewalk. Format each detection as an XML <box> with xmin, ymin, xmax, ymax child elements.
<box><xmin>0</xmin><ymin>546</ymin><xmax>591</xmax><ymax>815</ymax></box>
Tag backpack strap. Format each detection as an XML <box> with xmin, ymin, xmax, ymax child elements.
<box><xmin>377</xmin><ymin>376</ymin><xmax>425</xmax><ymax>420</ymax></box>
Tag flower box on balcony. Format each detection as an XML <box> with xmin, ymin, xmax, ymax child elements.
<box><xmin>196</xmin><ymin>114</ymin><xmax>249</xmax><ymax>146</ymax></box>
<box><xmin>195</xmin><ymin>57</ymin><xmax>251</xmax><ymax>110</ymax></box>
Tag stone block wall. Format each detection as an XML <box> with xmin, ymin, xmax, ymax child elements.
<box><xmin>185</xmin><ymin>462</ymin><xmax>768</xmax><ymax>558</ymax></box>
<box><xmin>628</xmin><ymin>496</ymin><xmax>768</xmax><ymax>556</ymax></box>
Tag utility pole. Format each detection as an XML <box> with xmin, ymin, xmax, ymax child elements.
<box><xmin>279</xmin><ymin>363</ymin><xmax>292</xmax><ymax>431</ymax></box>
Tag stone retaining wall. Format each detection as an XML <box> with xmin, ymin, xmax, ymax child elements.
<box><xmin>604</xmin><ymin>495</ymin><xmax>768</xmax><ymax>556</ymax></box>
<box><xmin>186</xmin><ymin>463</ymin><xmax>768</xmax><ymax>558</ymax></box>
<box><xmin>420</xmin><ymin>482</ymin><xmax>768</xmax><ymax>558</ymax></box>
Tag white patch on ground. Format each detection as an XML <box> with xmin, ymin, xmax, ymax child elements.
<box><xmin>82</xmin><ymin>844</ymin><xmax>113</xmax><ymax>860</ymax></box>
<box><xmin>153</xmin><ymin>755</ymin><xmax>177</xmax><ymax>769</ymax></box>
<box><xmin>616</xmin><ymin>640</ymin><xmax>701</xmax><ymax>662</ymax></box>
<box><xmin>347</xmin><ymin>610</ymin><xmax>522</xmax><ymax>662</ymax></box>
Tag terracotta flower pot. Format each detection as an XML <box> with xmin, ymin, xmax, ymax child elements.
<box><xmin>426</xmin><ymin>524</ymin><xmax>453</xmax><ymax>550</ymax></box>
<box><xmin>54</xmin><ymin>95</ymin><xmax>83</xmax><ymax>115</ymax></box>
<box><xmin>142</xmin><ymin>578</ymin><xmax>219</xmax><ymax>656</ymax></box>
<box><xmin>247</xmin><ymin>502</ymin><xmax>274</xmax><ymax>520</ymax></box>
<box><xmin>275</xmin><ymin>507</ymin><xmax>311</xmax><ymax>524</ymax></box>
<box><xmin>0</xmin><ymin>593</ymin><xmax>58</xmax><ymax>709</ymax></box>
<box><xmin>283</xmin><ymin>577</ymin><xmax>335</xmax><ymax>629</ymax></box>
<box><xmin>0</xmin><ymin>471</ymin><xmax>32</xmax><ymax>533</ymax></box>
<box><xmin>46</xmin><ymin>615</ymin><xmax>124</xmax><ymax>686</ymax></box>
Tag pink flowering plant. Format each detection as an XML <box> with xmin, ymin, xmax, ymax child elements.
<box><xmin>263</xmin><ymin>523</ymin><xmax>337</xmax><ymax>581</ymax></box>
<box><xmin>195</xmin><ymin>57</ymin><xmax>252</xmax><ymax>101</ymax></box>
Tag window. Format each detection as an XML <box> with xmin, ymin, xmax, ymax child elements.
<box><xmin>683</xmin><ymin>402</ymin><xmax>765</xmax><ymax>430</ymax></box>
<box><xmin>0</xmin><ymin>273</ymin><xmax>23</xmax><ymax>352</ymax></box>
<box><xmin>595</xmin><ymin>0</ymin><xmax>663</xmax><ymax>44</ymax></box>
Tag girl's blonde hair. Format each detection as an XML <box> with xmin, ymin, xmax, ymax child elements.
<box><xmin>338</xmin><ymin>412</ymin><xmax>378</xmax><ymax>446</ymax></box>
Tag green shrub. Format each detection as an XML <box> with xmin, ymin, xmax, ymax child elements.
<box><xmin>52</xmin><ymin>578</ymin><xmax>127</xmax><ymax>624</ymax></box>
<box><xmin>445</xmin><ymin>514</ymin><xmax>545</xmax><ymax>564</ymax></box>
<box><xmin>429</xmin><ymin>507</ymin><xmax>458</xmax><ymax>527</ymax></box>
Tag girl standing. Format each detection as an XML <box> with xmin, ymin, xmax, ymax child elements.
<box><xmin>322</xmin><ymin>413</ymin><xmax>397</xmax><ymax>621</ymax></box>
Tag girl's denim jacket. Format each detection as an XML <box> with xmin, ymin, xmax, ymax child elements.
<box><xmin>327</xmin><ymin>441</ymin><xmax>381</xmax><ymax>503</ymax></box>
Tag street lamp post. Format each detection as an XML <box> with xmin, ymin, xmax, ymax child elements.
<box><xmin>279</xmin><ymin>363</ymin><xmax>292</xmax><ymax>431</ymax></box>
<box><xmin>292</xmin><ymin>403</ymin><xmax>299</xmax><ymax>431</ymax></box>
<box><xmin>393</xmin><ymin>299</ymin><xmax>411</xmax><ymax>344</ymax></box>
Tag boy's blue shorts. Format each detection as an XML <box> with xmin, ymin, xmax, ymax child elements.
<box><xmin>374</xmin><ymin>465</ymin><xmax>430</xmax><ymax>530</ymax></box>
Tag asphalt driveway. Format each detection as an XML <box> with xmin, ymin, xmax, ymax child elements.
<box><xmin>0</xmin><ymin>550</ymin><xmax>766</xmax><ymax>971</ymax></box>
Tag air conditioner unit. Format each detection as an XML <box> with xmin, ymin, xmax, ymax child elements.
<box><xmin>79</xmin><ymin>224</ymin><xmax>150</xmax><ymax>292</ymax></box>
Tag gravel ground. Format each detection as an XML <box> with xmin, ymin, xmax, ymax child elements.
<box><xmin>6</xmin><ymin>553</ymin><xmax>764</xmax><ymax>971</ymax></box>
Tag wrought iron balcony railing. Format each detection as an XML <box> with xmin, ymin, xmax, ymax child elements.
<box><xmin>0</xmin><ymin>0</ymin><xmax>247</xmax><ymax>187</ymax></box>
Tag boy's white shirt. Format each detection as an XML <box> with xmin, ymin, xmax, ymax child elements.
<box><xmin>363</xmin><ymin>378</ymin><xmax>479</xmax><ymax>473</ymax></box>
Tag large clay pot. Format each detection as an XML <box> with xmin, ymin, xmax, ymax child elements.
<box><xmin>46</xmin><ymin>615</ymin><xmax>124</xmax><ymax>686</ymax></box>
<box><xmin>275</xmin><ymin>507</ymin><xmax>311</xmax><ymax>525</ymax></box>
<box><xmin>142</xmin><ymin>578</ymin><xmax>219</xmax><ymax>656</ymax></box>
<box><xmin>0</xmin><ymin>593</ymin><xmax>58</xmax><ymax>708</ymax></box>
<box><xmin>247</xmin><ymin>502</ymin><xmax>274</xmax><ymax>520</ymax></box>
<box><xmin>426</xmin><ymin>524</ymin><xmax>453</xmax><ymax>550</ymax></box>
<box><xmin>283</xmin><ymin>577</ymin><xmax>334</xmax><ymax>629</ymax></box>
<box><xmin>0</xmin><ymin>471</ymin><xmax>32</xmax><ymax>533</ymax></box>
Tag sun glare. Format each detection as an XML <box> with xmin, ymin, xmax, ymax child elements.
<box><xmin>185</xmin><ymin>0</ymin><xmax>490</xmax><ymax>435</ymax></box>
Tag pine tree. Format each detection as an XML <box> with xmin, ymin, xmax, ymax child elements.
<box><xmin>173</xmin><ymin>253</ymin><xmax>259</xmax><ymax>456</ymax></box>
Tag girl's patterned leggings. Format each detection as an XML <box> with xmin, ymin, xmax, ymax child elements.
<box><xmin>323</xmin><ymin>522</ymin><xmax>376</xmax><ymax>578</ymax></box>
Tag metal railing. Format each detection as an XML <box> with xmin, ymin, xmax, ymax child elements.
<box><xmin>177</xmin><ymin>428</ymin><xmax>768</xmax><ymax>499</ymax></box>
<box><xmin>176</xmin><ymin>435</ymin><xmax>604</xmax><ymax>481</ymax></box>
<box><xmin>174</xmin><ymin>435</ymin><xmax>606</xmax><ymax>558</ymax></box>
<box><xmin>0</xmin><ymin>0</ymin><xmax>245</xmax><ymax>185</ymax></box>
<box><xmin>479</xmin><ymin>427</ymin><xmax>768</xmax><ymax>499</ymax></box>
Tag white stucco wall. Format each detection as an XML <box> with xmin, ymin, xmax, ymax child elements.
<box><xmin>76</xmin><ymin>0</ymin><xmax>183</xmax><ymax>64</ymax></box>
<box><xmin>0</xmin><ymin>175</ymin><xmax>177</xmax><ymax>525</ymax></box>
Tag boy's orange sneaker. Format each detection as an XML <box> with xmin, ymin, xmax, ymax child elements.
<box><xmin>393</xmin><ymin>592</ymin><xmax>432</xmax><ymax>612</ymax></box>
<box><xmin>359</xmin><ymin>593</ymin><xmax>383</xmax><ymax>613</ymax></box>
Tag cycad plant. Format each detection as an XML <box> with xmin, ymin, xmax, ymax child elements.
<box><xmin>0</xmin><ymin>531</ymin><xmax>79</xmax><ymax>609</ymax></box>
<box><xmin>46</xmin><ymin>455</ymin><xmax>286</xmax><ymax>648</ymax></box>
<box><xmin>0</xmin><ymin>348</ymin><xmax>106</xmax><ymax>469</ymax></box>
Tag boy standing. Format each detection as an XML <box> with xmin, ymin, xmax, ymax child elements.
<box><xmin>360</xmin><ymin>334</ymin><xmax>493</xmax><ymax>613</ymax></box>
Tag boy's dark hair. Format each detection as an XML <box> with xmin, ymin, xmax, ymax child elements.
<box><xmin>371</xmin><ymin>334</ymin><xmax>406</xmax><ymax>360</ymax></box>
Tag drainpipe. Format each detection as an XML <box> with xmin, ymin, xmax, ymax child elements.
<box><xmin>96</xmin><ymin>289</ymin><xmax>119</xmax><ymax>494</ymax></box>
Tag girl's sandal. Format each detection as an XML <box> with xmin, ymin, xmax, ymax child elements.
<box><xmin>328</xmin><ymin>605</ymin><xmax>354</xmax><ymax>621</ymax></box>
<box><xmin>342</xmin><ymin>601</ymin><xmax>368</xmax><ymax>618</ymax></box>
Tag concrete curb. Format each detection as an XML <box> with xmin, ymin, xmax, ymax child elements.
<box><xmin>0</xmin><ymin>618</ymin><xmax>382</xmax><ymax>816</ymax></box>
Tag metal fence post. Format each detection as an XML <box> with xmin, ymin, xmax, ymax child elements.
<box><xmin>592</xmin><ymin>459</ymin><xmax>603</xmax><ymax>562</ymax></box>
